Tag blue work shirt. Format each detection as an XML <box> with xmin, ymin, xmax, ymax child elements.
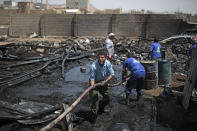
<box><xmin>150</xmin><ymin>42</ymin><xmax>162</xmax><ymax>60</ymax></box>
<box><xmin>90</xmin><ymin>60</ymin><xmax>114</xmax><ymax>82</ymax></box>
<box><xmin>123</xmin><ymin>58</ymin><xmax>145</xmax><ymax>75</ymax></box>
<box><xmin>188</xmin><ymin>43</ymin><xmax>197</xmax><ymax>58</ymax></box>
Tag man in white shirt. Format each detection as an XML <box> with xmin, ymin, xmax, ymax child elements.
<box><xmin>104</xmin><ymin>33</ymin><xmax>115</xmax><ymax>59</ymax></box>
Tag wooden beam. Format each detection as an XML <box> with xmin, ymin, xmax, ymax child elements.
<box><xmin>39</xmin><ymin>75</ymin><xmax>132</xmax><ymax>131</ymax></box>
<box><xmin>182</xmin><ymin>48</ymin><xmax>197</xmax><ymax>110</ymax></box>
<box><xmin>39</xmin><ymin>83</ymin><xmax>101</xmax><ymax>131</ymax></box>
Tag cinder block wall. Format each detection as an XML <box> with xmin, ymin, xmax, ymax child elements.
<box><xmin>10</xmin><ymin>14</ymin><xmax>41</xmax><ymax>37</ymax></box>
<box><xmin>9</xmin><ymin>14</ymin><xmax>192</xmax><ymax>38</ymax></box>
<box><xmin>0</xmin><ymin>16</ymin><xmax>9</xmax><ymax>26</ymax></box>
<box><xmin>146</xmin><ymin>14</ymin><xmax>182</xmax><ymax>39</ymax></box>
<box><xmin>114</xmin><ymin>14</ymin><xmax>147</xmax><ymax>37</ymax></box>
<box><xmin>40</xmin><ymin>14</ymin><xmax>74</xmax><ymax>36</ymax></box>
<box><xmin>75</xmin><ymin>14</ymin><xmax>112</xmax><ymax>36</ymax></box>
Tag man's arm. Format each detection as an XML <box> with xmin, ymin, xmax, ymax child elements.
<box><xmin>100</xmin><ymin>62</ymin><xmax>114</xmax><ymax>86</ymax></box>
<box><xmin>89</xmin><ymin>65</ymin><xmax>96</xmax><ymax>86</ymax></box>
<box><xmin>101</xmin><ymin>75</ymin><xmax>113</xmax><ymax>86</ymax></box>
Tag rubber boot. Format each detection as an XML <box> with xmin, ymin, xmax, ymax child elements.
<box><xmin>136</xmin><ymin>93</ymin><xmax>141</xmax><ymax>101</ymax></box>
<box><xmin>125</xmin><ymin>93</ymin><xmax>130</xmax><ymax>105</ymax></box>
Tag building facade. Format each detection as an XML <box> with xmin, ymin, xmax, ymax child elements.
<box><xmin>66</xmin><ymin>0</ymin><xmax>89</xmax><ymax>10</ymax></box>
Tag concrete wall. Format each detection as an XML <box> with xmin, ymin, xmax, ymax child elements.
<box><xmin>66</xmin><ymin>0</ymin><xmax>89</xmax><ymax>9</ymax></box>
<box><xmin>9</xmin><ymin>14</ymin><xmax>193</xmax><ymax>38</ymax></box>
<box><xmin>9</xmin><ymin>14</ymin><xmax>41</xmax><ymax>37</ymax></box>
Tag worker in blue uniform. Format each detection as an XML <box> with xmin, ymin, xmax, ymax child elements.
<box><xmin>185</xmin><ymin>36</ymin><xmax>197</xmax><ymax>70</ymax></box>
<box><xmin>122</xmin><ymin>55</ymin><xmax>146</xmax><ymax>104</ymax></box>
<box><xmin>188</xmin><ymin>36</ymin><xmax>197</xmax><ymax>59</ymax></box>
<box><xmin>150</xmin><ymin>38</ymin><xmax>162</xmax><ymax>60</ymax></box>
<box><xmin>187</xmin><ymin>36</ymin><xmax>197</xmax><ymax>99</ymax></box>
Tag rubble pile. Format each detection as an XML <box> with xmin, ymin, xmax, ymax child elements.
<box><xmin>0</xmin><ymin>39</ymin><xmax>93</xmax><ymax>89</ymax></box>
<box><xmin>115</xmin><ymin>37</ymin><xmax>149</xmax><ymax>60</ymax></box>
<box><xmin>161</xmin><ymin>36</ymin><xmax>192</xmax><ymax>74</ymax></box>
<box><xmin>1</xmin><ymin>36</ymin><xmax>192</xmax><ymax>77</ymax></box>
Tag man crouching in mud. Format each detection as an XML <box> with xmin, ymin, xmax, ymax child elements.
<box><xmin>122</xmin><ymin>54</ymin><xmax>146</xmax><ymax>105</ymax></box>
<box><xmin>89</xmin><ymin>51</ymin><xmax>114</xmax><ymax>115</ymax></box>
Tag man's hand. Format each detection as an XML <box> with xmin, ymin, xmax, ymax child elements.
<box><xmin>90</xmin><ymin>80</ymin><xmax>95</xmax><ymax>86</ymax></box>
<box><xmin>99</xmin><ymin>80</ymin><xmax>107</xmax><ymax>86</ymax></box>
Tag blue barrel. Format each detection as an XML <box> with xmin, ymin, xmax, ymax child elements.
<box><xmin>141</xmin><ymin>60</ymin><xmax>158</xmax><ymax>90</ymax></box>
<box><xmin>158</xmin><ymin>60</ymin><xmax>171</xmax><ymax>86</ymax></box>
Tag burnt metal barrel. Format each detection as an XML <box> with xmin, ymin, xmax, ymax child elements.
<box><xmin>158</xmin><ymin>59</ymin><xmax>171</xmax><ymax>86</ymax></box>
<box><xmin>141</xmin><ymin>60</ymin><xmax>158</xmax><ymax>90</ymax></box>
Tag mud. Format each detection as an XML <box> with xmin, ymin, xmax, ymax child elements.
<box><xmin>0</xmin><ymin>38</ymin><xmax>197</xmax><ymax>131</ymax></box>
<box><xmin>0</xmin><ymin>60</ymin><xmax>173</xmax><ymax>131</ymax></box>
<box><xmin>0</xmin><ymin>57</ymin><xmax>157</xmax><ymax>131</ymax></box>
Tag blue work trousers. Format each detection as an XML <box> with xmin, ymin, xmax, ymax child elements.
<box><xmin>125</xmin><ymin>71</ymin><xmax>146</xmax><ymax>95</ymax></box>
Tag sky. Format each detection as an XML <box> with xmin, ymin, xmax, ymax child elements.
<box><xmin>90</xmin><ymin>0</ymin><xmax>197</xmax><ymax>14</ymax></box>
<box><xmin>0</xmin><ymin>0</ymin><xmax>197</xmax><ymax>14</ymax></box>
<box><xmin>51</xmin><ymin>0</ymin><xmax>197</xmax><ymax>14</ymax></box>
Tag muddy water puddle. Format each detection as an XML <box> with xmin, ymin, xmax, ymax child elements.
<box><xmin>65</xmin><ymin>65</ymin><xmax>91</xmax><ymax>82</ymax></box>
<box><xmin>0</xmin><ymin>64</ymin><xmax>174</xmax><ymax>131</ymax></box>
<box><xmin>8</xmin><ymin>65</ymin><xmax>92</xmax><ymax>103</ymax></box>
